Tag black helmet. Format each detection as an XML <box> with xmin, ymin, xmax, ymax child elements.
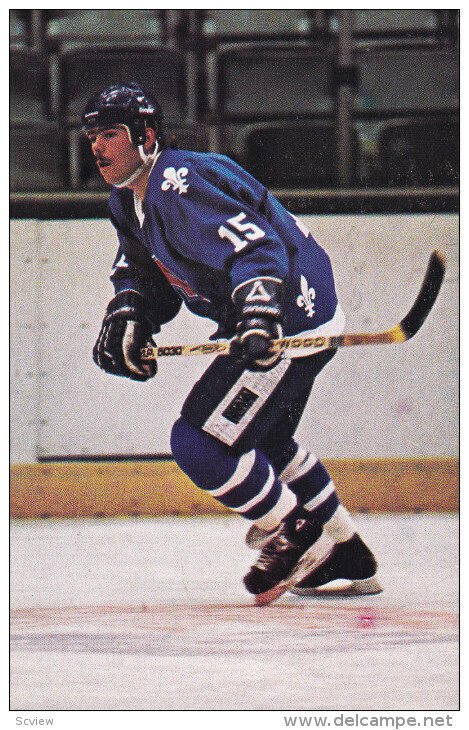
<box><xmin>82</xmin><ymin>82</ymin><xmax>163</xmax><ymax>146</ymax></box>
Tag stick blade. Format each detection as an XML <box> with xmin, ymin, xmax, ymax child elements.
<box><xmin>399</xmin><ymin>250</ymin><xmax>446</xmax><ymax>340</ymax></box>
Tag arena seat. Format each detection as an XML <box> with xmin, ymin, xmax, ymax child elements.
<box><xmin>354</xmin><ymin>46</ymin><xmax>458</xmax><ymax>114</ymax></box>
<box><xmin>10</xmin><ymin>123</ymin><xmax>67</xmax><ymax>191</ymax></box>
<box><xmin>10</xmin><ymin>10</ymin><xmax>27</xmax><ymax>48</ymax></box>
<box><xmin>240</xmin><ymin>120</ymin><xmax>358</xmax><ymax>189</ymax></box>
<box><xmin>353</xmin><ymin>46</ymin><xmax>459</xmax><ymax>188</ymax></box>
<box><xmin>378</xmin><ymin>118</ymin><xmax>459</xmax><ymax>187</ymax></box>
<box><xmin>45</xmin><ymin>10</ymin><xmax>164</xmax><ymax>49</ymax></box>
<box><xmin>57</xmin><ymin>45</ymin><xmax>189</xmax><ymax>125</ymax></box>
<box><xmin>200</xmin><ymin>9</ymin><xmax>312</xmax><ymax>42</ymax></box>
<box><xmin>208</xmin><ymin>43</ymin><xmax>334</xmax><ymax>121</ymax></box>
<box><xmin>10</xmin><ymin>49</ymin><xmax>50</xmax><ymax>122</ymax></box>
<box><xmin>330</xmin><ymin>9</ymin><xmax>439</xmax><ymax>36</ymax></box>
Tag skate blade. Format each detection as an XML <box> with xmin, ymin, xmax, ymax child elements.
<box><xmin>253</xmin><ymin>532</ymin><xmax>336</xmax><ymax>607</ymax></box>
<box><xmin>255</xmin><ymin>581</ymin><xmax>290</xmax><ymax>606</ymax></box>
<box><xmin>291</xmin><ymin>575</ymin><xmax>383</xmax><ymax>597</ymax></box>
<box><xmin>350</xmin><ymin>575</ymin><xmax>383</xmax><ymax>594</ymax></box>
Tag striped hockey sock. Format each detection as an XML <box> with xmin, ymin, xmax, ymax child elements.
<box><xmin>246</xmin><ymin>442</ymin><xmax>358</xmax><ymax>549</ymax></box>
<box><xmin>279</xmin><ymin>445</ymin><xmax>340</xmax><ymax>525</ymax></box>
<box><xmin>170</xmin><ymin>417</ymin><xmax>297</xmax><ymax>531</ymax></box>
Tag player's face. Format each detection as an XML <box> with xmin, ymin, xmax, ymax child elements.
<box><xmin>86</xmin><ymin>125</ymin><xmax>142</xmax><ymax>185</ymax></box>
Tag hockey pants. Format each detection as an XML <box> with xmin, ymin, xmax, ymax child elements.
<box><xmin>170</xmin><ymin>349</ymin><xmax>340</xmax><ymax>530</ymax></box>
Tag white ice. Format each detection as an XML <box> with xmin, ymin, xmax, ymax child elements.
<box><xmin>10</xmin><ymin>514</ymin><xmax>458</xmax><ymax>712</ymax></box>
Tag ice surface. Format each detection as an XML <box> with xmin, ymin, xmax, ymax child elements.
<box><xmin>10</xmin><ymin>514</ymin><xmax>458</xmax><ymax>711</ymax></box>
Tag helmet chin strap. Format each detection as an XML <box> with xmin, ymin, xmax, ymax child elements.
<box><xmin>113</xmin><ymin>126</ymin><xmax>160</xmax><ymax>189</ymax></box>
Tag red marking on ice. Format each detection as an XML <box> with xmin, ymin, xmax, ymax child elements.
<box><xmin>11</xmin><ymin>604</ymin><xmax>458</xmax><ymax>634</ymax></box>
<box><xmin>358</xmin><ymin>610</ymin><xmax>377</xmax><ymax>629</ymax></box>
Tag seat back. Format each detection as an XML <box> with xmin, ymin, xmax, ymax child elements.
<box><xmin>243</xmin><ymin>121</ymin><xmax>357</xmax><ymax>188</ymax></box>
<box><xmin>10</xmin><ymin>123</ymin><xmax>67</xmax><ymax>191</ymax></box>
<box><xmin>213</xmin><ymin>44</ymin><xmax>334</xmax><ymax>121</ymax></box>
<box><xmin>10</xmin><ymin>50</ymin><xmax>50</xmax><ymax>122</ymax></box>
<box><xmin>60</xmin><ymin>46</ymin><xmax>188</xmax><ymax>124</ymax></box>
<box><xmin>46</xmin><ymin>10</ymin><xmax>163</xmax><ymax>48</ymax></box>
<box><xmin>202</xmin><ymin>9</ymin><xmax>311</xmax><ymax>40</ymax></box>
<box><xmin>379</xmin><ymin>119</ymin><xmax>459</xmax><ymax>186</ymax></box>
<box><xmin>355</xmin><ymin>47</ymin><xmax>459</xmax><ymax>114</ymax></box>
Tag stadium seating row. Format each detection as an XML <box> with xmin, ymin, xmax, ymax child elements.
<box><xmin>10</xmin><ymin>9</ymin><xmax>457</xmax><ymax>49</ymax></box>
<box><xmin>11</xmin><ymin>44</ymin><xmax>458</xmax><ymax>124</ymax></box>
<box><xmin>10</xmin><ymin>116</ymin><xmax>459</xmax><ymax>193</ymax></box>
<box><xmin>10</xmin><ymin>10</ymin><xmax>459</xmax><ymax>192</ymax></box>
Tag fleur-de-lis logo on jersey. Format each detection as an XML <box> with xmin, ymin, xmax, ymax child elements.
<box><xmin>297</xmin><ymin>275</ymin><xmax>316</xmax><ymax>317</ymax></box>
<box><xmin>161</xmin><ymin>166</ymin><xmax>189</xmax><ymax>194</ymax></box>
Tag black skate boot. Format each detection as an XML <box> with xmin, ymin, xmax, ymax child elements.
<box><xmin>243</xmin><ymin>506</ymin><xmax>336</xmax><ymax>606</ymax></box>
<box><xmin>290</xmin><ymin>533</ymin><xmax>382</xmax><ymax>596</ymax></box>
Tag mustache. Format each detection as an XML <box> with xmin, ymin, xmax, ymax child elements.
<box><xmin>94</xmin><ymin>155</ymin><xmax>111</xmax><ymax>166</ymax></box>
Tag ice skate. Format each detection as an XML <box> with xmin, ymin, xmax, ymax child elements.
<box><xmin>290</xmin><ymin>533</ymin><xmax>382</xmax><ymax>596</ymax></box>
<box><xmin>247</xmin><ymin>505</ymin><xmax>382</xmax><ymax>596</ymax></box>
<box><xmin>243</xmin><ymin>507</ymin><xmax>336</xmax><ymax>606</ymax></box>
<box><xmin>246</xmin><ymin>522</ymin><xmax>279</xmax><ymax>550</ymax></box>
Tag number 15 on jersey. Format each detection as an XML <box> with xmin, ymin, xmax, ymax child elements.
<box><xmin>218</xmin><ymin>212</ymin><xmax>266</xmax><ymax>253</ymax></box>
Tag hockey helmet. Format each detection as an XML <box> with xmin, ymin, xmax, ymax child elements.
<box><xmin>82</xmin><ymin>82</ymin><xmax>163</xmax><ymax>147</ymax></box>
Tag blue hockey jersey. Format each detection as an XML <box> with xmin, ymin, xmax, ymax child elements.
<box><xmin>107</xmin><ymin>148</ymin><xmax>343</xmax><ymax>339</ymax></box>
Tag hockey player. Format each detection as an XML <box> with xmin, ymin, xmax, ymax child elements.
<box><xmin>85</xmin><ymin>82</ymin><xmax>382</xmax><ymax>605</ymax></box>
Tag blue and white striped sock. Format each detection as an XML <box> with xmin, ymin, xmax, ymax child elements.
<box><xmin>171</xmin><ymin>417</ymin><xmax>297</xmax><ymax>531</ymax></box>
<box><xmin>279</xmin><ymin>446</ymin><xmax>340</xmax><ymax>525</ymax></box>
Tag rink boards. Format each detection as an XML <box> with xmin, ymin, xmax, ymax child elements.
<box><xmin>10</xmin><ymin>456</ymin><xmax>459</xmax><ymax>517</ymax></box>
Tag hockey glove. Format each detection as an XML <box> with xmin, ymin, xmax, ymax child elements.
<box><xmin>230</xmin><ymin>278</ymin><xmax>284</xmax><ymax>370</ymax></box>
<box><xmin>93</xmin><ymin>290</ymin><xmax>157</xmax><ymax>381</ymax></box>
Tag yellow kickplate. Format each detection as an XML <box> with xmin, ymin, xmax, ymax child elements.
<box><xmin>10</xmin><ymin>457</ymin><xmax>458</xmax><ymax>518</ymax></box>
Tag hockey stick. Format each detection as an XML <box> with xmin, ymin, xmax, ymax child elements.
<box><xmin>141</xmin><ymin>249</ymin><xmax>446</xmax><ymax>360</ymax></box>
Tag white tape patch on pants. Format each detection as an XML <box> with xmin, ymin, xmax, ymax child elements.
<box><xmin>202</xmin><ymin>358</ymin><xmax>291</xmax><ymax>446</ymax></box>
